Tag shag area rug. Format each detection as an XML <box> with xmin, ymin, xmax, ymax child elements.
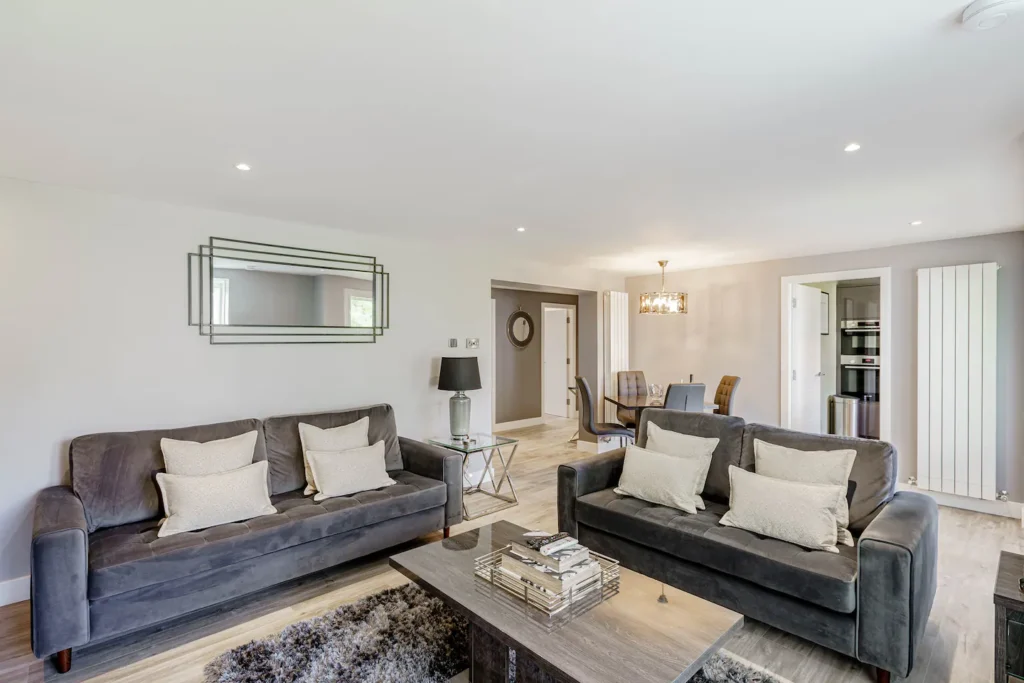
<box><xmin>205</xmin><ymin>583</ymin><xmax>789</xmax><ymax>683</ymax></box>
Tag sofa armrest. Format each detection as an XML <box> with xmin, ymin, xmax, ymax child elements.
<box><xmin>857</xmin><ymin>491</ymin><xmax>938</xmax><ymax>678</ymax></box>
<box><xmin>31</xmin><ymin>486</ymin><xmax>90</xmax><ymax>658</ymax></box>
<box><xmin>557</xmin><ymin>449</ymin><xmax>626</xmax><ymax>537</ymax></box>
<box><xmin>399</xmin><ymin>437</ymin><xmax>463</xmax><ymax>528</ymax></box>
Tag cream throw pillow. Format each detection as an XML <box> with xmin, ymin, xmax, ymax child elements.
<box><xmin>298</xmin><ymin>418</ymin><xmax>370</xmax><ymax>495</ymax></box>
<box><xmin>645</xmin><ymin>422</ymin><xmax>719</xmax><ymax>510</ymax></box>
<box><xmin>753</xmin><ymin>439</ymin><xmax>857</xmax><ymax>546</ymax></box>
<box><xmin>160</xmin><ymin>430</ymin><xmax>258</xmax><ymax>476</ymax></box>
<box><xmin>613</xmin><ymin>444</ymin><xmax>705</xmax><ymax>514</ymax></box>
<box><xmin>155</xmin><ymin>460</ymin><xmax>276</xmax><ymax>538</ymax></box>
<box><xmin>720</xmin><ymin>466</ymin><xmax>845</xmax><ymax>553</ymax></box>
<box><xmin>306</xmin><ymin>441</ymin><xmax>396</xmax><ymax>502</ymax></box>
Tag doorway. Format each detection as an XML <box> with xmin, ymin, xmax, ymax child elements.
<box><xmin>542</xmin><ymin>303</ymin><xmax>577</xmax><ymax>418</ymax></box>
<box><xmin>780</xmin><ymin>267</ymin><xmax>892</xmax><ymax>441</ymax></box>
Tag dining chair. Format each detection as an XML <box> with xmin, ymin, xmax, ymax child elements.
<box><xmin>664</xmin><ymin>383</ymin><xmax>707</xmax><ymax>412</ymax></box>
<box><xmin>616</xmin><ymin>370</ymin><xmax>647</xmax><ymax>428</ymax></box>
<box><xmin>576</xmin><ymin>376</ymin><xmax>634</xmax><ymax>448</ymax></box>
<box><xmin>713</xmin><ymin>376</ymin><xmax>740</xmax><ymax>416</ymax></box>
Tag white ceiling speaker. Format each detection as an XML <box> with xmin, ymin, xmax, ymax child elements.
<box><xmin>961</xmin><ymin>0</ymin><xmax>1024</xmax><ymax>30</ymax></box>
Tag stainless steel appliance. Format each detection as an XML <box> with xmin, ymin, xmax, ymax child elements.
<box><xmin>839</xmin><ymin>318</ymin><xmax>880</xmax><ymax>439</ymax></box>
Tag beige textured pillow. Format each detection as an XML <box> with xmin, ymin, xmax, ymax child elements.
<box><xmin>298</xmin><ymin>418</ymin><xmax>370</xmax><ymax>495</ymax></box>
<box><xmin>645</xmin><ymin>422</ymin><xmax>720</xmax><ymax>510</ymax></box>
<box><xmin>306</xmin><ymin>441</ymin><xmax>396</xmax><ymax>502</ymax></box>
<box><xmin>613</xmin><ymin>444</ymin><xmax>705</xmax><ymax>514</ymax></box>
<box><xmin>720</xmin><ymin>466</ymin><xmax>845</xmax><ymax>553</ymax></box>
<box><xmin>753</xmin><ymin>439</ymin><xmax>857</xmax><ymax>546</ymax></box>
<box><xmin>155</xmin><ymin>460</ymin><xmax>276</xmax><ymax>538</ymax></box>
<box><xmin>160</xmin><ymin>430</ymin><xmax>258</xmax><ymax>476</ymax></box>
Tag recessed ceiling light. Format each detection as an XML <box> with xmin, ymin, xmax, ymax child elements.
<box><xmin>516</xmin><ymin>226</ymin><xmax>526</xmax><ymax>232</ymax></box>
<box><xmin>844</xmin><ymin>143</ymin><xmax>861</xmax><ymax>153</ymax></box>
<box><xmin>235</xmin><ymin>163</ymin><xmax>251</xmax><ymax>171</ymax></box>
<box><xmin>910</xmin><ymin>220</ymin><xmax>923</xmax><ymax>226</ymax></box>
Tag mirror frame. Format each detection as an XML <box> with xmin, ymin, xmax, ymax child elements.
<box><xmin>506</xmin><ymin>310</ymin><xmax>535</xmax><ymax>349</ymax></box>
<box><xmin>188</xmin><ymin>237</ymin><xmax>389</xmax><ymax>344</ymax></box>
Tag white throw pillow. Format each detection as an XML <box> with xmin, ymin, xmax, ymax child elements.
<box><xmin>298</xmin><ymin>418</ymin><xmax>370</xmax><ymax>495</ymax></box>
<box><xmin>160</xmin><ymin>430</ymin><xmax>258</xmax><ymax>476</ymax></box>
<box><xmin>306</xmin><ymin>441</ymin><xmax>396</xmax><ymax>502</ymax></box>
<box><xmin>613</xmin><ymin>444</ymin><xmax>705</xmax><ymax>514</ymax></box>
<box><xmin>155</xmin><ymin>460</ymin><xmax>276</xmax><ymax>538</ymax></box>
<box><xmin>720</xmin><ymin>466</ymin><xmax>845</xmax><ymax>553</ymax></box>
<box><xmin>645</xmin><ymin>422</ymin><xmax>720</xmax><ymax>510</ymax></box>
<box><xmin>753</xmin><ymin>439</ymin><xmax>857</xmax><ymax>546</ymax></box>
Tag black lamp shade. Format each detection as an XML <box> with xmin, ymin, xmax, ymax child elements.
<box><xmin>438</xmin><ymin>356</ymin><xmax>482</xmax><ymax>391</ymax></box>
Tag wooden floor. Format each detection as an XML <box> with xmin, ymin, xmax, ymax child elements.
<box><xmin>0</xmin><ymin>418</ymin><xmax>1014</xmax><ymax>682</ymax></box>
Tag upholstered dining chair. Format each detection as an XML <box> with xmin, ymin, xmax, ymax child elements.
<box><xmin>663</xmin><ymin>383</ymin><xmax>706</xmax><ymax>412</ymax></box>
<box><xmin>713</xmin><ymin>375</ymin><xmax>741</xmax><ymax>416</ymax></box>
<box><xmin>576</xmin><ymin>376</ymin><xmax>634</xmax><ymax>448</ymax></box>
<box><xmin>616</xmin><ymin>370</ymin><xmax>647</xmax><ymax>427</ymax></box>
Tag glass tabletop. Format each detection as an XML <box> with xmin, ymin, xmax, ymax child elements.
<box><xmin>604</xmin><ymin>395</ymin><xmax>718</xmax><ymax>410</ymax></box>
<box><xmin>428</xmin><ymin>433</ymin><xmax>518</xmax><ymax>453</ymax></box>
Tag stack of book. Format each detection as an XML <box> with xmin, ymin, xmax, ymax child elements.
<box><xmin>498</xmin><ymin>532</ymin><xmax>602</xmax><ymax>601</ymax></box>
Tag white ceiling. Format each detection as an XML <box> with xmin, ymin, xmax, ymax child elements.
<box><xmin>2</xmin><ymin>1</ymin><xmax>1023</xmax><ymax>275</ymax></box>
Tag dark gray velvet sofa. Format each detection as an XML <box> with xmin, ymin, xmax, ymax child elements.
<box><xmin>557</xmin><ymin>409</ymin><xmax>937</xmax><ymax>683</ymax></box>
<box><xmin>31</xmin><ymin>403</ymin><xmax>462</xmax><ymax>673</ymax></box>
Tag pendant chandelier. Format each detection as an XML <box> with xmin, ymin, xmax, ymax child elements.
<box><xmin>639</xmin><ymin>260</ymin><xmax>687</xmax><ymax>315</ymax></box>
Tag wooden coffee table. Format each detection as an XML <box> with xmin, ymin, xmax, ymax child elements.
<box><xmin>390</xmin><ymin>520</ymin><xmax>743</xmax><ymax>683</ymax></box>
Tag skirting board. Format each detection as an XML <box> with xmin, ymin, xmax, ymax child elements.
<box><xmin>492</xmin><ymin>417</ymin><xmax>547</xmax><ymax>431</ymax></box>
<box><xmin>898</xmin><ymin>483</ymin><xmax>1023</xmax><ymax>525</ymax></box>
<box><xmin>0</xmin><ymin>575</ymin><xmax>29</xmax><ymax>606</ymax></box>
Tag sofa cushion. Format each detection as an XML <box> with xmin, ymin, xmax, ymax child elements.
<box><xmin>741</xmin><ymin>423</ymin><xmax>896</xmax><ymax>533</ymax></box>
<box><xmin>87</xmin><ymin>470</ymin><xmax>443</xmax><ymax>600</ymax></box>
<box><xmin>264</xmin><ymin>404</ymin><xmax>401</xmax><ymax>496</ymax></box>
<box><xmin>576</xmin><ymin>488</ymin><xmax>858</xmax><ymax>613</ymax></box>
<box><xmin>71</xmin><ymin>419</ymin><xmax>267</xmax><ymax>533</ymax></box>
<box><xmin>637</xmin><ymin>410</ymin><xmax>746</xmax><ymax>503</ymax></box>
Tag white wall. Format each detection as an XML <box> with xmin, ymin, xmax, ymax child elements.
<box><xmin>0</xmin><ymin>177</ymin><xmax>623</xmax><ymax>597</ymax></box>
<box><xmin>628</xmin><ymin>231</ymin><xmax>1024</xmax><ymax>502</ymax></box>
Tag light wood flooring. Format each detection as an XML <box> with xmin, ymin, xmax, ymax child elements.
<box><xmin>0</xmin><ymin>418</ymin><xmax>1016</xmax><ymax>682</ymax></box>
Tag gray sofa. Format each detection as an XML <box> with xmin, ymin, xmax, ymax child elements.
<box><xmin>31</xmin><ymin>403</ymin><xmax>462</xmax><ymax>673</ymax></box>
<box><xmin>557</xmin><ymin>409</ymin><xmax>937</xmax><ymax>683</ymax></box>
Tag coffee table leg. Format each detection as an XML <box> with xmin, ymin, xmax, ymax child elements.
<box><xmin>469</xmin><ymin>623</ymin><xmax>510</xmax><ymax>683</ymax></box>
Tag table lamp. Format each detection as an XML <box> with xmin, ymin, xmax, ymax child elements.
<box><xmin>438</xmin><ymin>356</ymin><xmax>482</xmax><ymax>438</ymax></box>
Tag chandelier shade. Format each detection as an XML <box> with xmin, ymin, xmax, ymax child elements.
<box><xmin>639</xmin><ymin>260</ymin><xmax>687</xmax><ymax>315</ymax></box>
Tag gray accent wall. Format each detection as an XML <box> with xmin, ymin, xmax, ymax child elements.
<box><xmin>627</xmin><ymin>230</ymin><xmax>1024</xmax><ymax>501</ymax></box>
<box><xmin>492</xmin><ymin>288</ymin><xmax>579</xmax><ymax>424</ymax></box>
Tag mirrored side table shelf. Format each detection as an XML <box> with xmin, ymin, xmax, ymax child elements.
<box><xmin>428</xmin><ymin>434</ymin><xmax>519</xmax><ymax>520</ymax></box>
<box><xmin>995</xmin><ymin>551</ymin><xmax>1024</xmax><ymax>683</ymax></box>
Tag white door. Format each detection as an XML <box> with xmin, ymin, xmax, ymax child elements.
<box><xmin>543</xmin><ymin>307</ymin><xmax>570</xmax><ymax>417</ymax></box>
<box><xmin>791</xmin><ymin>284</ymin><xmax>823</xmax><ymax>433</ymax></box>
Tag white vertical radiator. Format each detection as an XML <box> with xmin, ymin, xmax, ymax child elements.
<box><xmin>603</xmin><ymin>291</ymin><xmax>630</xmax><ymax>420</ymax></box>
<box><xmin>916</xmin><ymin>263</ymin><xmax>997</xmax><ymax>500</ymax></box>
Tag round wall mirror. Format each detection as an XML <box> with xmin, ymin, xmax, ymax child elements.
<box><xmin>506</xmin><ymin>310</ymin><xmax>534</xmax><ymax>349</ymax></box>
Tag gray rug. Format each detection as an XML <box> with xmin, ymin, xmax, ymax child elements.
<box><xmin>205</xmin><ymin>583</ymin><xmax>788</xmax><ymax>683</ymax></box>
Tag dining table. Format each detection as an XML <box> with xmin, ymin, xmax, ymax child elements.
<box><xmin>603</xmin><ymin>394</ymin><xmax>718</xmax><ymax>425</ymax></box>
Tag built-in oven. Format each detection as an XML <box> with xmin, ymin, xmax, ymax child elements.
<box><xmin>840</xmin><ymin>357</ymin><xmax>880</xmax><ymax>439</ymax></box>
<box><xmin>840</xmin><ymin>319</ymin><xmax>880</xmax><ymax>357</ymax></box>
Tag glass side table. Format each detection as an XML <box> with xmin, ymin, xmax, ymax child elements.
<box><xmin>428</xmin><ymin>434</ymin><xmax>519</xmax><ymax>520</ymax></box>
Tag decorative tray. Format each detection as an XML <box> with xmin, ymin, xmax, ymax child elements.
<box><xmin>474</xmin><ymin>545</ymin><xmax>620</xmax><ymax>617</ymax></box>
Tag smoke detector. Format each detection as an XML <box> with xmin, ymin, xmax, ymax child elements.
<box><xmin>962</xmin><ymin>0</ymin><xmax>1024</xmax><ymax>30</ymax></box>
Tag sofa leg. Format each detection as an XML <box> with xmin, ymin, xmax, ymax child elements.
<box><xmin>54</xmin><ymin>648</ymin><xmax>72</xmax><ymax>674</ymax></box>
<box><xmin>443</xmin><ymin>527</ymin><xmax>450</xmax><ymax>539</ymax></box>
<box><xmin>875</xmin><ymin>669</ymin><xmax>890</xmax><ymax>683</ymax></box>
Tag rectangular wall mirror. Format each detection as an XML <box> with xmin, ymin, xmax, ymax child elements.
<box><xmin>188</xmin><ymin>238</ymin><xmax>389</xmax><ymax>344</ymax></box>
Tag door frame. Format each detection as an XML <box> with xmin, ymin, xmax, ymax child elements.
<box><xmin>780</xmin><ymin>267</ymin><xmax>892</xmax><ymax>441</ymax></box>
<box><xmin>541</xmin><ymin>302</ymin><xmax>577</xmax><ymax>419</ymax></box>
